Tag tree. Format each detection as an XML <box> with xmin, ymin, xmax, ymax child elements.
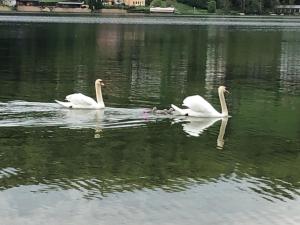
<box><xmin>208</xmin><ymin>0</ymin><xmax>216</xmax><ymax>12</ymax></box>
<box><xmin>177</xmin><ymin>0</ymin><xmax>207</xmax><ymax>9</ymax></box>
<box><xmin>245</xmin><ymin>0</ymin><xmax>262</xmax><ymax>14</ymax></box>
<box><xmin>88</xmin><ymin>0</ymin><xmax>103</xmax><ymax>10</ymax></box>
<box><xmin>151</xmin><ymin>0</ymin><xmax>162</xmax><ymax>6</ymax></box>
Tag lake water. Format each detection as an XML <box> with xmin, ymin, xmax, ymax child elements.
<box><xmin>0</xmin><ymin>15</ymin><xmax>300</xmax><ymax>225</ymax></box>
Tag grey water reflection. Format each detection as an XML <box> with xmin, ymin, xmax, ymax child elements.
<box><xmin>1</xmin><ymin>15</ymin><xmax>300</xmax><ymax>27</ymax></box>
<box><xmin>0</xmin><ymin>21</ymin><xmax>300</xmax><ymax>225</ymax></box>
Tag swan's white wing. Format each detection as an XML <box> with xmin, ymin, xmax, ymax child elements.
<box><xmin>171</xmin><ymin>104</ymin><xmax>204</xmax><ymax>117</ymax></box>
<box><xmin>66</xmin><ymin>93</ymin><xmax>97</xmax><ymax>106</ymax></box>
<box><xmin>171</xmin><ymin>104</ymin><xmax>189</xmax><ymax>116</ymax></box>
<box><xmin>55</xmin><ymin>100</ymin><xmax>72</xmax><ymax>108</ymax></box>
<box><xmin>183</xmin><ymin>95</ymin><xmax>219</xmax><ymax>115</ymax></box>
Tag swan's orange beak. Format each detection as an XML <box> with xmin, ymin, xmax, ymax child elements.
<box><xmin>225</xmin><ymin>89</ymin><xmax>230</xmax><ymax>94</ymax></box>
<box><xmin>101</xmin><ymin>82</ymin><xmax>105</xmax><ymax>86</ymax></box>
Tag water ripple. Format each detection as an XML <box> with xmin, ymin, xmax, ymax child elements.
<box><xmin>0</xmin><ymin>100</ymin><xmax>172</xmax><ymax>129</ymax></box>
<box><xmin>0</xmin><ymin>167</ymin><xmax>20</xmax><ymax>179</ymax></box>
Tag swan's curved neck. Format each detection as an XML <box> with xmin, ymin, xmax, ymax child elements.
<box><xmin>218</xmin><ymin>89</ymin><xmax>228</xmax><ymax>116</ymax></box>
<box><xmin>95</xmin><ymin>82</ymin><xmax>104</xmax><ymax>105</ymax></box>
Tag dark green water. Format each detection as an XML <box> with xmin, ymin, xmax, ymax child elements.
<box><xmin>0</xmin><ymin>18</ymin><xmax>300</xmax><ymax>225</ymax></box>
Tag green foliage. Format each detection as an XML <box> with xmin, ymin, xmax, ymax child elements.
<box><xmin>89</xmin><ymin>0</ymin><xmax>102</xmax><ymax>10</ymax></box>
<box><xmin>148</xmin><ymin>0</ymin><xmax>175</xmax><ymax>7</ymax></box>
<box><xmin>245</xmin><ymin>0</ymin><xmax>262</xmax><ymax>14</ymax></box>
<box><xmin>176</xmin><ymin>0</ymin><xmax>287</xmax><ymax>14</ymax></box>
<box><xmin>177</xmin><ymin>0</ymin><xmax>207</xmax><ymax>9</ymax></box>
<box><xmin>172</xmin><ymin>1</ymin><xmax>208</xmax><ymax>14</ymax></box>
<box><xmin>127</xmin><ymin>6</ymin><xmax>150</xmax><ymax>12</ymax></box>
<box><xmin>207</xmin><ymin>0</ymin><xmax>216</xmax><ymax>13</ymax></box>
<box><xmin>151</xmin><ymin>0</ymin><xmax>162</xmax><ymax>7</ymax></box>
<box><xmin>166</xmin><ymin>0</ymin><xmax>174</xmax><ymax>6</ymax></box>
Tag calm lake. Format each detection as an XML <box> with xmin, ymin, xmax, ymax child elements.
<box><xmin>0</xmin><ymin>15</ymin><xmax>300</xmax><ymax>225</ymax></box>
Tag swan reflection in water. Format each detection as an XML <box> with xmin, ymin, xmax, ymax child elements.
<box><xmin>0</xmin><ymin>101</ymin><xmax>228</xmax><ymax>143</ymax></box>
<box><xmin>54</xmin><ymin>107</ymin><xmax>229</xmax><ymax>144</ymax></box>
<box><xmin>60</xmin><ymin>109</ymin><xmax>104</xmax><ymax>138</ymax></box>
<box><xmin>62</xmin><ymin>109</ymin><xmax>104</xmax><ymax>124</ymax></box>
<box><xmin>175</xmin><ymin>117</ymin><xmax>229</xmax><ymax>149</ymax></box>
<box><xmin>58</xmin><ymin>107</ymin><xmax>158</xmax><ymax>138</ymax></box>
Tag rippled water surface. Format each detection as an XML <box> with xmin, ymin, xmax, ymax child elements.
<box><xmin>0</xmin><ymin>16</ymin><xmax>300</xmax><ymax>225</ymax></box>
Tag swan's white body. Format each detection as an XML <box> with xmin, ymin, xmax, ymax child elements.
<box><xmin>55</xmin><ymin>79</ymin><xmax>105</xmax><ymax>109</ymax></box>
<box><xmin>171</xmin><ymin>86</ymin><xmax>229</xmax><ymax>118</ymax></box>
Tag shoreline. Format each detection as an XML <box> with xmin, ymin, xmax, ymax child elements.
<box><xmin>1</xmin><ymin>10</ymin><xmax>300</xmax><ymax>19</ymax></box>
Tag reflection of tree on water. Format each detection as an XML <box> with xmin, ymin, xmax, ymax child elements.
<box><xmin>1</xmin><ymin>24</ymin><xmax>300</xmax><ymax>203</ymax></box>
<box><xmin>204</xmin><ymin>27</ymin><xmax>227</xmax><ymax>97</ymax></box>
<box><xmin>0</xmin><ymin>117</ymin><xmax>299</xmax><ymax>201</ymax></box>
<box><xmin>279</xmin><ymin>32</ymin><xmax>300</xmax><ymax>94</ymax></box>
<box><xmin>128</xmin><ymin>27</ymin><xmax>189</xmax><ymax>105</ymax></box>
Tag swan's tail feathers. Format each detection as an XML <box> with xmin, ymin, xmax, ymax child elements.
<box><xmin>55</xmin><ymin>100</ymin><xmax>73</xmax><ymax>108</ymax></box>
<box><xmin>171</xmin><ymin>104</ymin><xmax>186</xmax><ymax>116</ymax></box>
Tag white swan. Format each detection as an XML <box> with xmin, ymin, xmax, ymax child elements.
<box><xmin>171</xmin><ymin>86</ymin><xmax>229</xmax><ymax>117</ymax></box>
<box><xmin>55</xmin><ymin>79</ymin><xmax>105</xmax><ymax>109</ymax></box>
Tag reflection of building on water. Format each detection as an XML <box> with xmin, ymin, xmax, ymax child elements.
<box><xmin>124</xmin><ymin>29</ymin><xmax>145</xmax><ymax>42</ymax></box>
<box><xmin>204</xmin><ymin>27</ymin><xmax>227</xmax><ymax>97</ymax></box>
<box><xmin>96</xmin><ymin>25</ymin><xmax>147</xmax><ymax>100</ymax></box>
<box><xmin>96</xmin><ymin>25</ymin><xmax>122</xmax><ymax>57</ymax></box>
<box><xmin>279</xmin><ymin>32</ymin><xmax>300</xmax><ymax>93</ymax></box>
<box><xmin>95</xmin><ymin>25</ymin><xmax>189</xmax><ymax>104</ymax></box>
<box><xmin>96</xmin><ymin>25</ymin><xmax>145</xmax><ymax>57</ymax></box>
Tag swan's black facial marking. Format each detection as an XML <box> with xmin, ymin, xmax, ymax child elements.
<box><xmin>69</xmin><ymin>106</ymin><xmax>73</xmax><ymax>109</ymax></box>
<box><xmin>185</xmin><ymin>113</ymin><xmax>188</xmax><ymax>116</ymax></box>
